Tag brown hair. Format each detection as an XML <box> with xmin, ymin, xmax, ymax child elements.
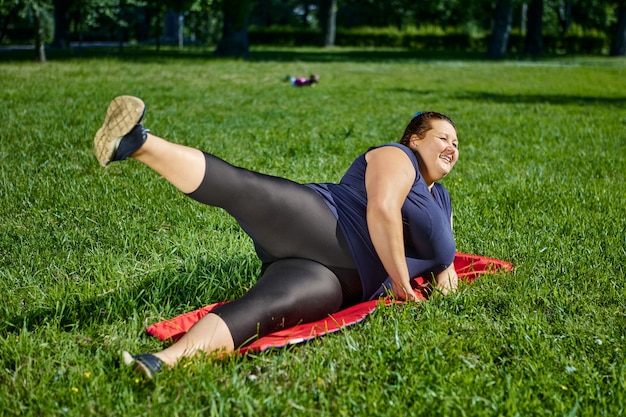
<box><xmin>399</xmin><ymin>111</ymin><xmax>456</xmax><ymax>146</ymax></box>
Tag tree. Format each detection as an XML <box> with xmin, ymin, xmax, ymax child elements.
<box><xmin>553</xmin><ymin>0</ymin><xmax>572</xmax><ymax>37</ymax></box>
<box><xmin>32</xmin><ymin>0</ymin><xmax>49</xmax><ymax>61</ymax></box>
<box><xmin>52</xmin><ymin>0</ymin><xmax>71</xmax><ymax>47</ymax></box>
<box><xmin>251</xmin><ymin>0</ymin><xmax>309</xmax><ymax>27</ymax></box>
<box><xmin>610</xmin><ymin>3</ymin><xmax>626</xmax><ymax>56</ymax></box>
<box><xmin>525</xmin><ymin>0</ymin><xmax>543</xmax><ymax>55</ymax></box>
<box><xmin>0</xmin><ymin>1</ymin><xmax>22</xmax><ymax>43</ymax></box>
<box><xmin>486</xmin><ymin>0</ymin><xmax>514</xmax><ymax>59</ymax></box>
<box><xmin>298</xmin><ymin>1</ymin><xmax>313</xmax><ymax>26</ymax></box>
<box><xmin>338</xmin><ymin>0</ymin><xmax>413</xmax><ymax>28</ymax></box>
<box><xmin>9</xmin><ymin>0</ymin><xmax>53</xmax><ymax>61</ymax></box>
<box><xmin>214</xmin><ymin>0</ymin><xmax>253</xmax><ymax>57</ymax></box>
<box><xmin>319</xmin><ymin>0</ymin><xmax>336</xmax><ymax>46</ymax></box>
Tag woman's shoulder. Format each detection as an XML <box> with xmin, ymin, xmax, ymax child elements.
<box><xmin>368</xmin><ymin>142</ymin><xmax>411</xmax><ymax>153</ymax></box>
<box><xmin>367</xmin><ymin>143</ymin><xmax>418</xmax><ymax>168</ymax></box>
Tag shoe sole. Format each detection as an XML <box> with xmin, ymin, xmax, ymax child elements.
<box><xmin>122</xmin><ymin>351</ymin><xmax>155</xmax><ymax>380</ymax></box>
<box><xmin>93</xmin><ymin>96</ymin><xmax>145</xmax><ymax>167</ymax></box>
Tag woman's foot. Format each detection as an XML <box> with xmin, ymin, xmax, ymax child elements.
<box><xmin>122</xmin><ymin>351</ymin><xmax>164</xmax><ymax>379</ymax></box>
<box><xmin>93</xmin><ymin>96</ymin><xmax>148</xmax><ymax>167</ymax></box>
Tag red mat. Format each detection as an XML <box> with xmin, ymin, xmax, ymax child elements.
<box><xmin>146</xmin><ymin>252</ymin><xmax>513</xmax><ymax>353</ymax></box>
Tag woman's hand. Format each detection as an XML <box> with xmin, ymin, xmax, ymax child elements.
<box><xmin>365</xmin><ymin>146</ymin><xmax>418</xmax><ymax>302</ymax></box>
<box><xmin>390</xmin><ymin>276</ymin><xmax>419</xmax><ymax>302</ymax></box>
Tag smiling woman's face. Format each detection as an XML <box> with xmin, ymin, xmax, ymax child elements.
<box><xmin>408</xmin><ymin>119</ymin><xmax>459</xmax><ymax>187</ymax></box>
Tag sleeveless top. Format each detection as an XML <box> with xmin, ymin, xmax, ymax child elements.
<box><xmin>305</xmin><ymin>143</ymin><xmax>456</xmax><ymax>301</ymax></box>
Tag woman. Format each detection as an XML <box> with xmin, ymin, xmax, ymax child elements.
<box><xmin>93</xmin><ymin>96</ymin><xmax>459</xmax><ymax>378</ymax></box>
<box><xmin>286</xmin><ymin>73</ymin><xmax>320</xmax><ymax>87</ymax></box>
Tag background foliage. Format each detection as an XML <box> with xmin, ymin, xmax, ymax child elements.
<box><xmin>1</xmin><ymin>0</ymin><xmax>625</xmax><ymax>57</ymax></box>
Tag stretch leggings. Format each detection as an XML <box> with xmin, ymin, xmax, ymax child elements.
<box><xmin>186</xmin><ymin>152</ymin><xmax>362</xmax><ymax>348</ymax></box>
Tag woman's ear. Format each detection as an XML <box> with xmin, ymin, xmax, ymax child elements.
<box><xmin>408</xmin><ymin>134</ymin><xmax>420</xmax><ymax>149</ymax></box>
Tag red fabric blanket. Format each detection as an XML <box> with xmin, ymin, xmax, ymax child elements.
<box><xmin>146</xmin><ymin>252</ymin><xmax>513</xmax><ymax>353</ymax></box>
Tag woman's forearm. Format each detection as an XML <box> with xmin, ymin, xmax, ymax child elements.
<box><xmin>367</xmin><ymin>205</ymin><xmax>416</xmax><ymax>300</ymax></box>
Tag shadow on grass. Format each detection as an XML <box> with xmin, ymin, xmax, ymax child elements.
<box><xmin>1</xmin><ymin>254</ymin><xmax>257</xmax><ymax>335</ymax></box>
<box><xmin>455</xmin><ymin>91</ymin><xmax>626</xmax><ymax>108</ymax></box>
<box><xmin>391</xmin><ymin>87</ymin><xmax>626</xmax><ymax>108</ymax></box>
<box><xmin>0</xmin><ymin>45</ymin><xmax>485</xmax><ymax>63</ymax></box>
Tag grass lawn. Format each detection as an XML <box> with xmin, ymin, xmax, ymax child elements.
<box><xmin>0</xmin><ymin>46</ymin><xmax>625</xmax><ymax>416</ymax></box>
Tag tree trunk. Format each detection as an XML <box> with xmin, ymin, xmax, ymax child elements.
<box><xmin>178</xmin><ymin>13</ymin><xmax>184</xmax><ymax>49</ymax></box>
<box><xmin>214</xmin><ymin>0</ymin><xmax>253</xmax><ymax>58</ymax></box>
<box><xmin>485</xmin><ymin>0</ymin><xmax>513</xmax><ymax>60</ymax></box>
<box><xmin>302</xmin><ymin>1</ymin><xmax>310</xmax><ymax>26</ymax></box>
<box><xmin>610</xmin><ymin>5</ymin><xmax>626</xmax><ymax>56</ymax></box>
<box><xmin>33</xmin><ymin>5</ymin><xmax>46</xmax><ymax>62</ymax></box>
<box><xmin>319</xmin><ymin>0</ymin><xmax>337</xmax><ymax>47</ymax></box>
<box><xmin>557</xmin><ymin>1</ymin><xmax>572</xmax><ymax>37</ymax></box>
<box><xmin>52</xmin><ymin>0</ymin><xmax>71</xmax><ymax>48</ymax></box>
<box><xmin>524</xmin><ymin>0</ymin><xmax>543</xmax><ymax>55</ymax></box>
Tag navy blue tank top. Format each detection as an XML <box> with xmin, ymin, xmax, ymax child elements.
<box><xmin>306</xmin><ymin>143</ymin><xmax>456</xmax><ymax>301</ymax></box>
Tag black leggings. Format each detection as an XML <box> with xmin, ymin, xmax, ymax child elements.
<box><xmin>187</xmin><ymin>152</ymin><xmax>362</xmax><ymax>348</ymax></box>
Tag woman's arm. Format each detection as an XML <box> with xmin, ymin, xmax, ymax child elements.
<box><xmin>365</xmin><ymin>146</ymin><xmax>418</xmax><ymax>301</ymax></box>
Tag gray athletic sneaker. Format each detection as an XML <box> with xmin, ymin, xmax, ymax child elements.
<box><xmin>93</xmin><ymin>96</ymin><xmax>146</xmax><ymax>167</ymax></box>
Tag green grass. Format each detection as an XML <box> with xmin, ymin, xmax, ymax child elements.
<box><xmin>1</xmin><ymin>46</ymin><xmax>625</xmax><ymax>416</ymax></box>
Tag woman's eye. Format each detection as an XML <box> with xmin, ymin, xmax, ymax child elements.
<box><xmin>441</xmin><ymin>137</ymin><xmax>458</xmax><ymax>149</ymax></box>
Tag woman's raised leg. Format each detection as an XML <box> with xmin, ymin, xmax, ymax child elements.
<box><xmin>131</xmin><ymin>133</ymin><xmax>206</xmax><ymax>194</ymax></box>
<box><xmin>93</xmin><ymin>95</ymin><xmax>206</xmax><ymax>194</ymax></box>
<box><xmin>94</xmin><ymin>96</ymin><xmax>354</xmax><ymax>270</ymax></box>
